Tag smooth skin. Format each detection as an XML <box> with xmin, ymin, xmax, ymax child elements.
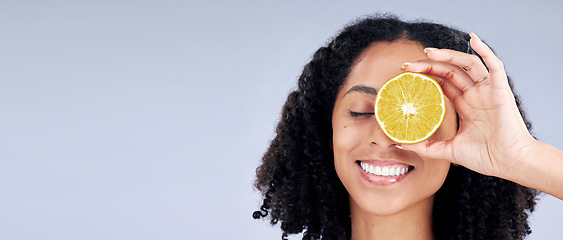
<box><xmin>332</xmin><ymin>40</ymin><xmax>458</xmax><ymax>240</ymax></box>
<box><xmin>400</xmin><ymin>33</ymin><xmax>563</xmax><ymax>200</ymax></box>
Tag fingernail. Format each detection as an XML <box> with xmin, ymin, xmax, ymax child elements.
<box><xmin>401</xmin><ymin>62</ymin><xmax>411</xmax><ymax>70</ymax></box>
<box><xmin>424</xmin><ymin>47</ymin><xmax>437</xmax><ymax>53</ymax></box>
<box><xmin>396</xmin><ymin>145</ymin><xmax>405</xmax><ymax>150</ymax></box>
<box><xmin>470</xmin><ymin>32</ymin><xmax>480</xmax><ymax>40</ymax></box>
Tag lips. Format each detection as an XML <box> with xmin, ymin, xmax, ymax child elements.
<box><xmin>356</xmin><ymin>160</ymin><xmax>414</xmax><ymax>185</ymax></box>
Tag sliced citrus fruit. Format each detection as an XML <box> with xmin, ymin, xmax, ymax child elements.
<box><xmin>374</xmin><ymin>72</ymin><xmax>446</xmax><ymax>144</ymax></box>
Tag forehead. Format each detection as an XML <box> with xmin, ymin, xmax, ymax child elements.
<box><xmin>341</xmin><ymin>40</ymin><xmax>428</xmax><ymax>92</ymax></box>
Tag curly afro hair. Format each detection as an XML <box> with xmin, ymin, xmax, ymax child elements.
<box><xmin>254</xmin><ymin>14</ymin><xmax>538</xmax><ymax>240</ymax></box>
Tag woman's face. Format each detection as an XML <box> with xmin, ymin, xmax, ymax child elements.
<box><xmin>332</xmin><ymin>40</ymin><xmax>458</xmax><ymax>216</ymax></box>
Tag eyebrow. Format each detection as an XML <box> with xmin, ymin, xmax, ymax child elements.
<box><xmin>343</xmin><ymin>85</ymin><xmax>377</xmax><ymax>97</ymax></box>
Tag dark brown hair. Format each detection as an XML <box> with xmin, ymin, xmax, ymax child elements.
<box><xmin>254</xmin><ymin>14</ymin><xmax>538</xmax><ymax>240</ymax></box>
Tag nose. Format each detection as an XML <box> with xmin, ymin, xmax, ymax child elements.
<box><xmin>368</xmin><ymin>121</ymin><xmax>397</xmax><ymax>148</ymax></box>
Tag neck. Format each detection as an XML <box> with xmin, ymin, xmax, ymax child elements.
<box><xmin>349</xmin><ymin>196</ymin><xmax>435</xmax><ymax>240</ymax></box>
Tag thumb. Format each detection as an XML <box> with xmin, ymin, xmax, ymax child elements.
<box><xmin>398</xmin><ymin>140</ymin><xmax>455</xmax><ymax>163</ymax></box>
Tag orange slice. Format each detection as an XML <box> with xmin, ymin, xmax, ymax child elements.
<box><xmin>374</xmin><ymin>72</ymin><xmax>446</xmax><ymax>144</ymax></box>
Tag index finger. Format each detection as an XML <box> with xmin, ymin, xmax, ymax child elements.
<box><xmin>424</xmin><ymin>47</ymin><xmax>490</xmax><ymax>84</ymax></box>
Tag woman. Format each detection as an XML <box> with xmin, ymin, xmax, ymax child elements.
<box><xmin>253</xmin><ymin>15</ymin><xmax>560</xmax><ymax>240</ymax></box>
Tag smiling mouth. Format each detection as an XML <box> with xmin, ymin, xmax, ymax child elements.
<box><xmin>356</xmin><ymin>161</ymin><xmax>414</xmax><ymax>177</ymax></box>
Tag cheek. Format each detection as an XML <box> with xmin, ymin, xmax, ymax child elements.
<box><xmin>432</xmin><ymin>99</ymin><xmax>457</xmax><ymax>140</ymax></box>
<box><xmin>332</xmin><ymin>117</ymin><xmax>370</xmax><ymax>150</ymax></box>
<box><xmin>332</xmin><ymin>118</ymin><xmax>365</xmax><ymax>164</ymax></box>
<box><xmin>425</xmin><ymin>160</ymin><xmax>451</xmax><ymax>193</ymax></box>
<box><xmin>332</xmin><ymin>121</ymin><xmax>352</xmax><ymax>154</ymax></box>
<box><xmin>332</xmin><ymin>119</ymin><xmax>350</xmax><ymax>181</ymax></box>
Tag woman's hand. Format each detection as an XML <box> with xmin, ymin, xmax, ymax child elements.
<box><xmin>400</xmin><ymin>33</ymin><xmax>537</xmax><ymax>180</ymax></box>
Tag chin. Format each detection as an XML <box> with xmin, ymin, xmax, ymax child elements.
<box><xmin>350</xmin><ymin>190</ymin><xmax>436</xmax><ymax>217</ymax></box>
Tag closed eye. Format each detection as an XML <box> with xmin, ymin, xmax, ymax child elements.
<box><xmin>349</xmin><ymin>111</ymin><xmax>374</xmax><ymax>117</ymax></box>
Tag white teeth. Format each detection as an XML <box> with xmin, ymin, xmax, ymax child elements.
<box><xmin>388</xmin><ymin>167</ymin><xmax>395</xmax><ymax>176</ymax></box>
<box><xmin>360</xmin><ymin>162</ymin><xmax>411</xmax><ymax>177</ymax></box>
<box><xmin>381</xmin><ymin>166</ymin><xmax>389</xmax><ymax>176</ymax></box>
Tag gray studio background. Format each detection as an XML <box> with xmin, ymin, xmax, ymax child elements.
<box><xmin>1</xmin><ymin>1</ymin><xmax>562</xmax><ymax>239</ymax></box>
